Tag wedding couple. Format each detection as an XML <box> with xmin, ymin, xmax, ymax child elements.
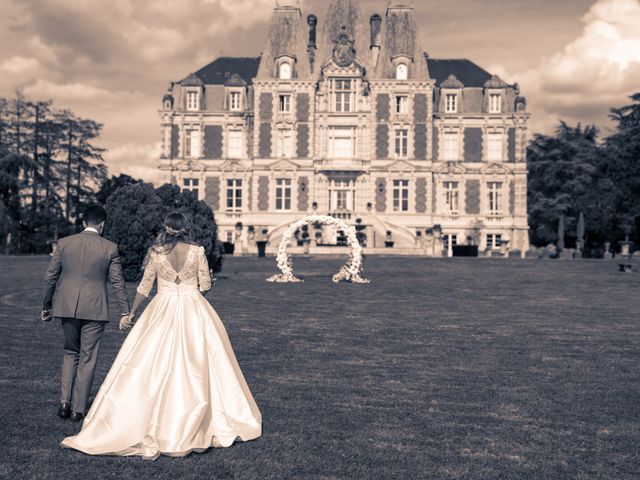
<box><xmin>41</xmin><ymin>204</ymin><xmax>261</xmax><ymax>460</ymax></box>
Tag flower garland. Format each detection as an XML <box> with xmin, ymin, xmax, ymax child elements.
<box><xmin>266</xmin><ymin>215</ymin><xmax>370</xmax><ymax>284</ymax></box>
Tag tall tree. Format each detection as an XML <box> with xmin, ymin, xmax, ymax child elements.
<box><xmin>604</xmin><ymin>92</ymin><xmax>640</xmax><ymax>242</ymax></box>
<box><xmin>527</xmin><ymin>122</ymin><xmax>607</xmax><ymax>246</ymax></box>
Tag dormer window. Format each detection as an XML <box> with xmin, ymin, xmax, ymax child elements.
<box><xmin>489</xmin><ymin>93</ymin><xmax>501</xmax><ymax>113</ymax></box>
<box><xmin>445</xmin><ymin>93</ymin><xmax>458</xmax><ymax>113</ymax></box>
<box><xmin>279</xmin><ymin>94</ymin><xmax>291</xmax><ymax>113</ymax></box>
<box><xmin>186</xmin><ymin>91</ymin><xmax>199</xmax><ymax>111</ymax></box>
<box><xmin>333</xmin><ymin>79</ymin><xmax>354</xmax><ymax>113</ymax></box>
<box><xmin>229</xmin><ymin>92</ymin><xmax>242</xmax><ymax>111</ymax></box>
<box><xmin>396</xmin><ymin>95</ymin><xmax>409</xmax><ymax>115</ymax></box>
<box><xmin>396</xmin><ymin>63</ymin><xmax>408</xmax><ymax>81</ymax></box>
<box><xmin>279</xmin><ymin>63</ymin><xmax>292</xmax><ymax>80</ymax></box>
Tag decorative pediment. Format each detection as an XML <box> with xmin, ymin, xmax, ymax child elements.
<box><xmin>219</xmin><ymin>160</ymin><xmax>251</xmax><ymax>173</ymax></box>
<box><xmin>484</xmin><ymin>74</ymin><xmax>508</xmax><ymax>89</ymax></box>
<box><xmin>388</xmin><ymin>160</ymin><xmax>415</xmax><ymax>173</ymax></box>
<box><xmin>441</xmin><ymin>74</ymin><xmax>464</xmax><ymax>89</ymax></box>
<box><xmin>437</xmin><ymin>161</ymin><xmax>467</xmax><ymax>175</ymax></box>
<box><xmin>269</xmin><ymin>159</ymin><xmax>299</xmax><ymax>172</ymax></box>
<box><xmin>180</xmin><ymin>72</ymin><xmax>203</xmax><ymax>87</ymax></box>
<box><xmin>173</xmin><ymin>160</ymin><xmax>206</xmax><ymax>172</ymax></box>
<box><xmin>481</xmin><ymin>162</ymin><xmax>511</xmax><ymax>175</ymax></box>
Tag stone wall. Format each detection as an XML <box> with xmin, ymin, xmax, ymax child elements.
<box><xmin>205</xmin><ymin>177</ymin><xmax>220</xmax><ymax>211</ymax></box>
<box><xmin>258</xmin><ymin>176</ymin><xmax>269</xmax><ymax>211</ymax></box>
<box><xmin>204</xmin><ymin>125</ymin><xmax>223</xmax><ymax>159</ymax></box>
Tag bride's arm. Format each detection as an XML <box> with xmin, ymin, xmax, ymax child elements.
<box><xmin>197</xmin><ymin>246</ymin><xmax>212</xmax><ymax>294</ymax></box>
<box><xmin>121</xmin><ymin>250</ymin><xmax>157</xmax><ymax>330</ymax></box>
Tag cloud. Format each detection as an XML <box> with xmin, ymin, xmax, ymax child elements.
<box><xmin>1</xmin><ymin>56</ymin><xmax>40</xmax><ymax>73</ymax></box>
<box><xmin>23</xmin><ymin>79</ymin><xmax>118</xmax><ymax>101</ymax></box>
<box><xmin>105</xmin><ymin>142</ymin><xmax>165</xmax><ymax>185</ymax></box>
<box><xmin>512</xmin><ymin>0</ymin><xmax>640</xmax><ymax>135</ymax></box>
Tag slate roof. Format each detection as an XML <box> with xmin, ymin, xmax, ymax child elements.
<box><xmin>188</xmin><ymin>57</ymin><xmax>261</xmax><ymax>86</ymax></box>
<box><xmin>182</xmin><ymin>55</ymin><xmax>497</xmax><ymax>88</ymax></box>
<box><xmin>426</xmin><ymin>57</ymin><xmax>493</xmax><ymax>88</ymax></box>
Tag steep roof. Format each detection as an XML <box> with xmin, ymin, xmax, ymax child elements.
<box><xmin>375</xmin><ymin>5</ymin><xmax>429</xmax><ymax>79</ymax></box>
<box><xmin>318</xmin><ymin>0</ymin><xmax>370</xmax><ymax>69</ymax></box>
<box><xmin>426</xmin><ymin>57</ymin><xmax>493</xmax><ymax>88</ymax></box>
<box><xmin>187</xmin><ymin>57</ymin><xmax>261</xmax><ymax>86</ymax></box>
<box><xmin>181</xmin><ymin>56</ymin><xmax>498</xmax><ymax>89</ymax></box>
<box><xmin>257</xmin><ymin>5</ymin><xmax>312</xmax><ymax>79</ymax></box>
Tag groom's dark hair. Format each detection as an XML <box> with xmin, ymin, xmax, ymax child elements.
<box><xmin>83</xmin><ymin>204</ymin><xmax>108</xmax><ymax>226</ymax></box>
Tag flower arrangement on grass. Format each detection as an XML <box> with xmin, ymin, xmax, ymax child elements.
<box><xmin>266</xmin><ymin>215</ymin><xmax>370</xmax><ymax>284</ymax></box>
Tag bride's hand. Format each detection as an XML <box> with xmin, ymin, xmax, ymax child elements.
<box><xmin>119</xmin><ymin>313</ymin><xmax>135</xmax><ymax>332</ymax></box>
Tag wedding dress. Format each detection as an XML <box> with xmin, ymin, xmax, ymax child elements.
<box><xmin>61</xmin><ymin>244</ymin><xmax>262</xmax><ymax>460</ymax></box>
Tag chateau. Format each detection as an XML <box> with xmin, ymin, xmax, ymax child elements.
<box><xmin>158</xmin><ymin>0</ymin><xmax>530</xmax><ymax>255</ymax></box>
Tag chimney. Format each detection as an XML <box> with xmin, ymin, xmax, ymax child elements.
<box><xmin>370</xmin><ymin>14</ymin><xmax>382</xmax><ymax>67</ymax></box>
<box><xmin>308</xmin><ymin>14</ymin><xmax>318</xmax><ymax>72</ymax></box>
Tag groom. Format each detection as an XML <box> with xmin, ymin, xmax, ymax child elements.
<box><xmin>41</xmin><ymin>204</ymin><xmax>130</xmax><ymax>422</ymax></box>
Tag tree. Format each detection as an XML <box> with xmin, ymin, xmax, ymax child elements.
<box><xmin>105</xmin><ymin>183</ymin><xmax>219</xmax><ymax>280</ymax></box>
<box><xmin>527</xmin><ymin>122</ymin><xmax>609</xmax><ymax>246</ymax></box>
<box><xmin>604</xmin><ymin>92</ymin><xmax>640</xmax><ymax>243</ymax></box>
<box><xmin>96</xmin><ymin>174</ymin><xmax>141</xmax><ymax>204</ymax></box>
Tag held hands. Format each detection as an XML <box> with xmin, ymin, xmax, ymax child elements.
<box><xmin>119</xmin><ymin>312</ymin><xmax>136</xmax><ymax>332</ymax></box>
<box><xmin>40</xmin><ymin>309</ymin><xmax>53</xmax><ymax>322</ymax></box>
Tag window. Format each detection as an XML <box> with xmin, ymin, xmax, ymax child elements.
<box><xmin>275</xmin><ymin>178</ymin><xmax>292</xmax><ymax>211</ymax></box>
<box><xmin>276</xmin><ymin>129</ymin><xmax>294</xmax><ymax>158</ymax></box>
<box><xmin>486</xmin><ymin>233</ymin><xmax>502</xmax><ymax>249</ymax></box>
<box><xmin>279</xmin><ymin>94</ymin><xmax>291</xmax><ymax>113</ymax></box>
<box><xmin>330</xmin><ymin>181</ymin><xmax>353</xmax><ymax>211</ymax></box>
<box><xmin>487</xmin><ymin>133</ymin><xmax>503</xmax><ymax>161</ymax></box>
<box><xmin>442</xmin><ymin>133</ymin><xmax>459</xmax><ymax>161</ymax></box>
<box><xmin>226</xmin><ymin>231</ymin><xmax>234</xmax><ymax>243</ymax></box>
<box><xmin>489</xmin><ymin>93</ymin><xmax>501</xmax><ymax>113</ymax></box>
<box><xmin>182</xmin><ymin>178</ymin><xmax>199</xmax><ymax>197</ymax></box>
<box><xmin>279</xmin><ymin>63</ymin><xmax>292</xmax><ymax>80</ymax></box>
<box><xmin>226</xmin><ymin>179</ymin><xmax>242</xmax><ymax>212</ymax></box>
<box><xmin>393</xmin><ymin>179</ymin><xmax>409</xmax><ymax>212</ymax></box>
<box><xmin>334</xmin><ymin>79</ymin><xmax>353</xmax><ymax>113</ymax></box>
<box><xmin>394</xmin><ymin>129</ymin><xmax>408</xmax><ymax>158</ymax></box>
<box><xmin>328</xmin><ymin>127</ymin><xmax>355</xmax><ymax>159</ymax></box>
<box><xmin>184</xmin><ymin>129</ymin><xmax>201</xmax><ymax>158</ymax></box>
<box><xmin>444</xmin><ymin>234</ymin><xmax>458</xmax><ymax>250</ymax></box>
<box><xmin>445</xmin><ymin>93</ymin><xmax>457</xmax><ymax>113</ymax></box>
<box><xmin>444</xmin><ymin>181</ymin><xmax>459</xmax><ymax>213</ymax></box>
<box><xmin>229</xmin><ymin>92</ymin><xmax>241</xmax><ymax>111</ymax></box>
<box><xmin>487</xmin><ymin>182</ymin><xmax>503</xmax><ymax>215</ymax></box>
<box><xmin>227</xmin><ymin>130</ymin><xmax>243</xmax><ymax>159</ymax></box>
<box><xmin>396</xmin><ymin>63</ymin><xmax>408</xmax><ymax>80</ymax></box>
<box><xmin>186</xmin><ymin>91</ymin><xmax>199</xmax><ymax>111</ymax></box>
<box><xmin>396</xmin><ymin>95</ymin><xmax>409</xmax><ymax>114</ymax></box>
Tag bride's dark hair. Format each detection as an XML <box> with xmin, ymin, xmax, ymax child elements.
<box><xmin>152</xmin><ymin>212</ymin><xmax>197</xmax><ymax>254</ymax></box>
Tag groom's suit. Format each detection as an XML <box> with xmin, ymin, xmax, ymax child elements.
<box><xmin>42</xmin><ymin>228</ymin><xmax>129</xmax><ymax>414</ymax></box>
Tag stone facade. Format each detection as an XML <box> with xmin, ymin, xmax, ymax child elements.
<box><xmin>158</xmin><ymin>0</ymin><xmax>530</xmax><ymax>255</ymax></box>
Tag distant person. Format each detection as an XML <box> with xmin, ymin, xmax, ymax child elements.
<box><xmin>61</xmin><ymin>212</ymin><xmax>261</xmax><ymax>460</ymax></box>
<box><xmin>41</xmin><ymin>204</ymin><xmax>130</xmax><ymax>423</ymax></box>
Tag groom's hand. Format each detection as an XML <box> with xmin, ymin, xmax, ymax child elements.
<box><xmin>40</xmin><ymin>309</ymin><xmax>53</xmax><ymax>323</ymax></box>
<box><xmin>119</xmin><ymin>313</ymin><xmax>133</xmax><ymax>332</ymax></box>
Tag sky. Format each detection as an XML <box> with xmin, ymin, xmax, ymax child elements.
<box><xmin>1</xmin><ymin>0</ymin><xmax>639</xmax><ymax>183</ymax></box>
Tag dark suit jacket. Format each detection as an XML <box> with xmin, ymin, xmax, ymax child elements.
<box><xmin>42</xmin><ymin>231</ymin><xmax>129</xmax><ymax>321</ymax></box>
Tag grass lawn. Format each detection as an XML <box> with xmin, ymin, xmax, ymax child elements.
<box><xmin>0</xmin><ymin>255</ymin><xmax>639</xmax><ymax>479</ymax></box>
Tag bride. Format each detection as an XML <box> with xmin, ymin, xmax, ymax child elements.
<box><xmin>61</xmin><ymin>212</ymin><xmax>262</xmax><ymax>460</ymax></box>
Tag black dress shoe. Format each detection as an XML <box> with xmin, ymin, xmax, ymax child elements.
<box><xmin>70</xmin><ymin>411</ymin><xmax>84</xmax><ymax>422</ymax></box>
<box><xmin>58</xmin><ymin>402</ymin><xmax>71</xmax><ymax>419</ymax></box>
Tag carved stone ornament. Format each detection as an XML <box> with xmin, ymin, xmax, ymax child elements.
<box><xmin>333</xmin><ymin>29</ymin><xmax>355</xmax><ymax>67</ymax></box>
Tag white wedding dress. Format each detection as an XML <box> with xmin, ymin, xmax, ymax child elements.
<box><xmin>61</xmin><ymin>244</ymin><xmax>262</xmax><ymax>460</ymax></box>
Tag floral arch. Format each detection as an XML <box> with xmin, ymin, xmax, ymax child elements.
<box><xmin>266</xmin><ymin>215</ymin><xmax>370</xmax><ymax>284</ymax></box>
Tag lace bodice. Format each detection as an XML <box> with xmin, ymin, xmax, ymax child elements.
<box><xmin>136</xmin><ymin>245</ymin><xmax>212</xmax><ymax>297</ymax></box>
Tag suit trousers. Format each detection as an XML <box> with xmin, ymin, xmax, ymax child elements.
<box><xmin>60</xmin><ymin>318</ymin><xmax>106</xmax><ymax>414</ymax></box>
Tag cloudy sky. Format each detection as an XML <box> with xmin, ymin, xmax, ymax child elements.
<box><xmin>2</xmin><ymin>0</ymin><xmax>639</xmax><ymax>183</ymax></box>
